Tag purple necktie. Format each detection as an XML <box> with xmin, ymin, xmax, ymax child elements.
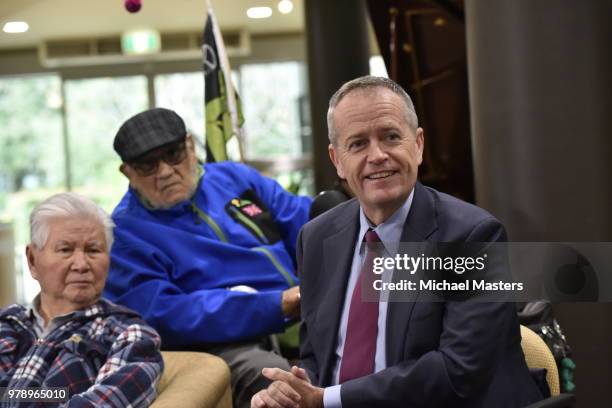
<box><xmin>339</xmin><ymin>229</ymin><xmax>381</xmax><ymax>383</ymax></box>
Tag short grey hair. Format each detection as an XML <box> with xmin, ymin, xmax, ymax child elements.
<box><xmin>30</xmin><ymin>192</ymin><xmax>114</xmax><ymax>249</ymax></box>
<box><xmin>327</xmin><ymin>75</ymin><xmax>418</xmax><ymax>144</ymax></box>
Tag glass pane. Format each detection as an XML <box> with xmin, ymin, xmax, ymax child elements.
<box><xmin>64</xmin><ymin>76</ymin><xmax>148</xmax><ymax>213</ymax></box>
<box><xmin>0</xmin><ymin>74</ymin><xmax>64</xmax><ymax>304</ymax></box>
<box><xmin>239</xmin><ymin>62</ymin><xmax>304</xmax><ymax>159</ymax></box>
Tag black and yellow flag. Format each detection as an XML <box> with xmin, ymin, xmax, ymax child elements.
<box><xmin>202</xmin><ymin>7</ymin><xmax>244</xmax><ymax>162</ymax></box>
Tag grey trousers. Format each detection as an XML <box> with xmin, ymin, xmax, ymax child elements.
<box><xmin>207</xmin><ymin>342</ymin><xmax>291</xmax><ymax>408</ymax></box>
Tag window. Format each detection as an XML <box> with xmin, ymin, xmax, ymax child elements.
<box><xmin>239</xmin><ymin>62</ymin><xmax>305</xmax><ymax>159</ymax></box>
<box><xmin>64</xmin><ymin>76</ymin><xmax>148</xmax><ymax>212</ymax></box>
<box><xmin>0</xmin><ymin>75</ymin><xmax>64</xmax><ymax>234</ymax></box>
<box><xmin>0</xmin><ymin>74</ymin><xmax>64</xmax><ymax>303</ymax></box>
<box><xmin>0</xmin><ymin>74</ymin><xmax>64</xmax><ymax>244</ymax></box>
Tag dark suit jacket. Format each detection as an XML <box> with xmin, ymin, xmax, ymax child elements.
<box><xmin>297</xmin><ymin>182</ymin><xmax>542</xmax><ymax>407</ymax></box>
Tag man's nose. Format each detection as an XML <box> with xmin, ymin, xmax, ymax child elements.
<box><xmin>156</xmin><ymin>160</ymin><xmax>175</xmax><ymax>178</ymax></box>
<box><xmin>367</xmin><ymin>142</ymin><xmax>389</xmax><ymax>163</ymax></box>
<box><xmin>71</xmin><ymin>250</ymin><xmax>90</xmax><ymax>272</ymax></box>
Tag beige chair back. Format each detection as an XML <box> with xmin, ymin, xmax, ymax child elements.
<box><xmin>520</xmin><ymin>325</ymin><xmax>560</xmax><ymax>395</ymax></box>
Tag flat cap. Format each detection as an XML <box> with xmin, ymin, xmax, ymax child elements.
<box><xmin>113</xmin><ymin>108</ymin><xmax>187</xmax><ymax>162</ymax></box>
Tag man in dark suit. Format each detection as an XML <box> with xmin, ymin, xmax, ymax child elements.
<box><xmin>251</xmin><ymin>76</ymin><xmax>542</xmax><ymax>407</ymax></box>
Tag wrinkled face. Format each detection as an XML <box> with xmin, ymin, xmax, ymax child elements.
<box><xmin>27</xmin><ymin>217</ymin><xmax>109</xmax><ymax>313</ymax></box>
<box><xmin>120</xmin><ymin>134</ymin><xmax>199</xmax><ymax>209</ymax></box>
<box><xmin>329</xmin><ymin>88</ymin><xmax>424</xmax><ymax>223</ymax></box>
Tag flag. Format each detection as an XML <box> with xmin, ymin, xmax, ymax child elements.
<box><xmin>202</xmin><ymin>4</ymin><xmax>244</xmax><ymax>162</ymax></box>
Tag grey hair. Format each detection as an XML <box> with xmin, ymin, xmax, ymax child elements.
<box><xmin>30</xmin><ymin>192</ymin><xmax>115</xmax><ymax>249</ymax></box>
<box><xmin>327</xmin><ymin>75</ymin><xmax>418</xmax><ymax>144</ymax></box>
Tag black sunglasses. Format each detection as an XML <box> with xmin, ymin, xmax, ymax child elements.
<box><xmin>129</xmin><ymin>141</ymin><xmax>188</xmax><ymax>176</ymax></box>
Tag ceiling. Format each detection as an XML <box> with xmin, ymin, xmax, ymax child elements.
<box><xmin>0</xmin><ymin>0</ymin><xmax>304</xmax><ymax>50</ymax></box>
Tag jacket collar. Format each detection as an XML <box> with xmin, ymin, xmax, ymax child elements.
<box><xmin>400</xmin><ymin>181</ymin><xmax>438</xmax><ymax>242</ymax></box>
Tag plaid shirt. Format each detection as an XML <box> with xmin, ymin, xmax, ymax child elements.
<box><xmin>0</xmin><ymin>298</ymin><xmax>163</xmax><ymax>407</ymax></box>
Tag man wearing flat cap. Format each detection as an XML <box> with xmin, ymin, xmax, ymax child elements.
<box><xmin>104</xmin><ymin>107</ymin><xmax>311</xmax><ymax>407</ymax></box>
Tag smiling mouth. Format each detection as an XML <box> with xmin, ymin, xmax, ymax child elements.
<box><xmin>366</xmin><ymin>171</ymin><xmax>395</xmax><ymax>180</ymax></box>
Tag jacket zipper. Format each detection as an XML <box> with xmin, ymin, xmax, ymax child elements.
<box><xmin>228</xmin><ymin>206</ymin><xmax>269</xmax><ymax>244</ymax></box>
<box><xmin>191</xmin><ymin>202</ymin><xmax>294</xmax><ymax>286</ymax></box>
<box><xmin>252</xmin><ymin>247</ymin><xmax>296</xmax><ymax>287</ymax></box>
<box><xmin>190</xmin><ymin>201</ymin><xmax>228</xmax><ymax>242</ymax></box>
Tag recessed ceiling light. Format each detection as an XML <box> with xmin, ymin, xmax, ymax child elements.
<box><xmin>247</xmin><ymin>7</ymin><xmax>272</xmax><ymax>19</ymax></box>
<box><xmin>278</xmin><ymin>0</ymin><xmax>294</xmax><ymax>14</ymax></box>
<box><xmin>3</xmin><ymin>21</ymin><xmax>29</xmax><ymax>34</ymax></box>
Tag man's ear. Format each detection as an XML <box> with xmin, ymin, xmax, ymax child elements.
<box><xmin>119</xmin><ymin>163</ymin><xmax>130</xmax><ymax>178</ymax></box>
<box><xmin>186</xmin><ymin>133</ymin><xmax>196</xmax><ymax>153</ymax></box>
<box><xmin>415</xmin><ymin>127</ymin><xmax>425</xmax><ymax>166</ymax></box>
<box><xmin>26</xmin><ymin>245</ymin><xmax>39</xmax><ymax>281</ymax></box>
<box><xmin>328</xmin><ymin>143</ymin><xmax>346</xmax><ymax>179</ymax></box>
<box><xmin>119</xmin><ymin>164</ymin><xmax>138</xmax><ymax>189</ymax></box>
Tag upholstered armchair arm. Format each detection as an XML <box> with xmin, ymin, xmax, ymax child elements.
<box><xmin>152</xmin><ymin>351</ymin><xmax>232</xmax><ymax>408</ymax></box>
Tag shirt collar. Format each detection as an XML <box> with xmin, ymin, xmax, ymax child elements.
<box><xmin>358</xmin><ymin>188</ymin><xmax>415</xmax><ymax>256</ymax></box>
<box><xmin>28</xmin><ymin>295</ymin><xmax>47</xmax><ymax>332</ymax></box>
<box><xmin>28</xmin><ymin>294</ymin><xmax>105</xmax><ymax>329</ymax></box>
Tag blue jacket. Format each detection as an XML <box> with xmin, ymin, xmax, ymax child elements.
<box><xmin>104</xmin><ymin>162</ymin><xmax>311</xmax><ymax>348</ymax></box>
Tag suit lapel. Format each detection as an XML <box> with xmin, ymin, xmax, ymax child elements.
<box><xmin>318</xmin><ymin>200</ymin><xmax>360</xmax><ymax>384</ymax></box>
<box><xmin>399</xmin><ymin>182</ymin><xmax>438</xmax><ymax>243</ymax></box>
<box><xmin>386</xmin><ymin>182</ymin><xmax>439</xmax><ymax>365</ymax></box>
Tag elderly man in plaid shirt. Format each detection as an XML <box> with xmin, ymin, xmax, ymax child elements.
<box><xmin>0</xmin><ymin>192</ymin><xmax>163</xmax><ymax>407</ymax></box>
